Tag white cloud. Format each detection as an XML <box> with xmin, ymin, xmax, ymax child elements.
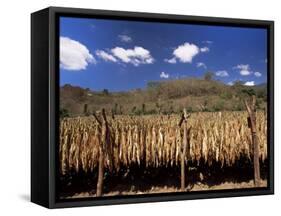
<box><xmin>240</xmin><ymin>70</ymin><xmax>251</xmax><ymax>76</ymax></box>
<box><xmin>234</xmin><ymin>64</ymin><xmax>250</xmax><ymax>70</ymax></box>
<box><xmin>111</xmin><ymin>46</ymin><xmax>154</xmax><ymax>66</ymax></box>
<box><xmin>118</xmin><ymin>34</ymin><xmax>132</xmax><ymax>43</ymax></box>
<box><xmin>166</xmin><ymin>42</ymin><xmax>210</xmax><ymax>64</ymax></box>
<box><xmin>233</xmin><ymin>64</ymin><xmax>252</xmax><ymax>76</ymax></box>
<box><xmin>244</xmin><ymin>81</ymin><xmax>255</xmax><ymax>86</ymax></box>
<box><xmin>173</xmin><ymin>43</ymin><xmax>200</xmax><ymax>63</ymax></box>
<box><xmin>227</xmin><ymin>81</ymin><xmax>234</xmax><ymax>86</ymax></box>
<box><xmin>197</xmin><ymin>62</ymin><xmax>207</xmax><ymax>69</ymax></box>
<box><xmin>200</xmin><ymin>47</ymin><xmax>210</xmax><ymax>53</ymax></box>
<box><xmin>60</xmin><ymin>36</ymin><xmax>95</xmax><ymax>70</ymax></box>
<box><xmin>164</xmin><ymin>58</ymin><xmax>177</xmax><ymax>64</ymax></box>
<box><xmin>254</xmin><ymin>71</ymin><xmax>262</xmax><ymax>77</ymax></box>
<box><xmin>171</xmin><ymin>42</ymin><xmax>200</xmax><ymax>63</ymax></box>
<box><xmin>215</xmin><ymin>70</ymin><xmax>229</xmax><ymax>77</ymax></box>
<box><xmin>202</xmin><ymin>40</ymin><xmax>213</xmax><ymax>44</ymax></box>
<box><xmin>160</xmin><ymin>71</ymin><xmax>169</xmax><ymax>79</ymax></box>
<box><xmin>96</xmin><ymin>50</ymin><xmax>117</xmax><ymax>62</ymax></box>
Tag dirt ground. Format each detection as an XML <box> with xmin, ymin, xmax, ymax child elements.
<box><xmin>59</xmin><ymin>163</ymin><xmax>268</xmax><ymax>199</ymax></box>
<box><xmin>62</xmin><ymin>179</ymin><xmax>267</xmax><ymax>199</ymax></box>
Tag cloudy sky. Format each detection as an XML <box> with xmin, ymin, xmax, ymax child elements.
<box><xmin>60</xmin><ymin>17</ymin><xmax>267</xmax><ymax>91</ymax></box>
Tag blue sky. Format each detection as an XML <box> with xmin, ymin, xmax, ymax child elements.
<box><xmin>60</xmin><ymin>17</ymin><xmax>267</xmax><ymax>92</ymax></box>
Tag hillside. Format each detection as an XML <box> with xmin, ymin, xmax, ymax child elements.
<box><xmin>60</xmin><ymin>78</ymin><xmax>267</xmax><ymax>117</ymax></box>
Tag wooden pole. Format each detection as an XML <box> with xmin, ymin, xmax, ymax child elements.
<box><xmin>95</xmin><ymin>109</ymin><xmax>110</xmax><ymax>197</ymax></box>
<box><xmin>179</xmin><ymin>109</ymin><xmax>191</xmax><ymax>191</ymax></box>
<box><xmin>181</xmin><ymin>122</ymin><xmax>187</xmax><ymax>190</ymax></box>
<box><xmin>244</xmin><ymin>95</ymin><xmax>260</xmax><ymax>187</ymax></box>
<box><xmin>96</xmin><ymin>145</ymin><xmax>104</xmax><ymax>197</ymax></box>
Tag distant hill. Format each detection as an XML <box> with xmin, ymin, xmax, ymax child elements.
<box><xmin>255</xmin><ymin>83</ymin><xmax>267</xmax><ymax>88</ymax></box>
<box><xmin>60</xmin><ymin>78</ymin><xmax>267</xmax><ymax>117</ymax></box>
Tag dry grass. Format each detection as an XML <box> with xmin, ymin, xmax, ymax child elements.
<box><xmin>59</xmin><ymin>111</ymin><xmax>267</xmax><ymax>175</ymax></box>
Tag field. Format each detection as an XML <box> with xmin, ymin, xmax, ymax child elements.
<box><xmin>57</xmin><ymin>16</ymin><xmax>270</xmax><ymax>200</ymax></box>
<box><xmin>59</xmin><ymin>110</ymin><xmax>267</xmax><ymax>198</ymax></box>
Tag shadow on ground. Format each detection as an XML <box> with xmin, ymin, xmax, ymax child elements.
<box><xmin>18</xmin><ymin>194</ymin><xmax>30</xmax><ymax>202</ymax></box>
<box><xmin>58</xmin><ymin>157</ymin><xmax>268</xmax><ymax>198</ymax></box>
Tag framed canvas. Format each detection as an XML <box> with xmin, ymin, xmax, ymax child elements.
<box><xmin>31</xmin><ymin>6</ymin><xmax>274</xmax><ymax>208</ymax></box>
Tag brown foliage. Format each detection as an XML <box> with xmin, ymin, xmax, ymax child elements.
<box><xmin>59</xmin><ymin>111</ymin><xmax>267</xmax><ymax>175</ymax></box>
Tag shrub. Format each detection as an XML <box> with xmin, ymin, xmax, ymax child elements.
<box><xmin>212</xmin><ymin>99</ymin><xmax>225</xmax><ymax>111</ymax></box>
<box><xmin>83</xmin><ymin>104</ymin><xmax>89</xmax><ymax>116</ymax></box>
<box><xmin>220</xmin><ymin>91</ymin><xmax>232</xmax><ymax>100</ymax></box>
<box><xmin>103</xmin><ymin>89</ymin><xmax>109</xmax><ymax>95</ymax></box>
<box><xmin>60</xmin><ymin>108</ymin><xmax>69</xmax><ymax>118</ymax></box>
<box><xmin>203</xmin><ymin>71</ymin><xmax>214</xmax><ymax>81</ymax></box>
<box><xmin>186</xmin><ymin>106</ymin><xmax>193</xmax><ymax>113</ymax></box>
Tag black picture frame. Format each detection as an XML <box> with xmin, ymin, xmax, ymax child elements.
<box><xmin>31</xmin><ymin>6</ymin><xmax>274</xmax><ymax>209</ymax></box>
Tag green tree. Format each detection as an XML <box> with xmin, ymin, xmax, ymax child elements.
<box><xmin>169</xmin><ymin>105</ymin><xmax>174</xmax><ymax>114</ymax></box>
<box><xmin>186</xmin><ymin>106</ymin><xmax>193</xmax><ymax>113</ymax></box>
<box><xmin>147</xmin><ymin>81</ymin><xmax>160</xmax><ymax>89</ymax></box>
<box><xmin>142</xmin><ymin>103</ymin><xmax>146</xmax><ymax>114</ymax></box>
<box><xmin>83</xmin><ymin>104</ymin><xmax>89</xmax><ymax>116</ymax></box>
<box><xmin>113</xmin><ymin>103</ymin><xmax>118</xmax><ymax>115</ymax></box>
<box><xmin>103</xmin><ymin>89</ymin><xmax>109</xmax><ymax>95</ymax></box>
<box><xmin>241</xmin><ymin>88</ymin><xmax>255</xmax><ymax>96</ymax></box>
<box><xmin>60</xmin><ymin>108</ymin><xmax>69</xmax><ymax>118</ymax></box>
<box><xmin>119</xmin><ymin>105</ymin><xmax>123</xmax><ymax>115</ymax></box>
<box><xmin>212</xmin><ymin>99</ymin><xmax>225</xmax><ymax>111</ymax></box>
<box><xmin>155</xmin><ymin>102</ymin><xmax>163</xmax><ymax>114</ymax></box>
<box><xmin>256</xmin><ymin>88</ymin><xmax>267</xmax><ymax>101</ymax></box>
<box><xmin>203</xmin><ymin>71</ymin><xmax>214</xmax><ymax>81</ymax></box>
<box><xmin>131</xmin><ymin>106</ymin><xmax>137</xmax><ymax>114</ymax></box>
<box><xmin>233</xmin><ymin>80</ymin><xmax>244</xmax><ymax>87</ymax></box>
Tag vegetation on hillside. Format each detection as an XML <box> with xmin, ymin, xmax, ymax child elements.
<box><xmin>60</xmin><ymin>77</ymin><xmax>267</xmax><ymax>117</ymax></box>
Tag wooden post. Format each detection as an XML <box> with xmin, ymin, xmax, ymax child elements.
<box><xmin>95</xmin><ymin>111</ymin><xmax>104</xmax><ymax>197</ymax></box>
<box><xmin>244</xmin><ymin>95</ymin><xmax>260</xmax><ymax>187</ymax></box>
<box><xmin>96</xmin><ymin>145</ymin><xmax>104</xmax><ymax>197</ymax></box>
<box><xmin>179</xmin><ymin>109</ymin><xmax>191</xmax><ymax>191</ymax></box>
<box><xmin>181</xmin><ymin>122</ymin><xmax>187</xmax><ymax>190</ymax></box>
<box><xmin>95</xmin><ymin>109</ymin><xmax>111</xmax><ymax>197</ymax></box>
